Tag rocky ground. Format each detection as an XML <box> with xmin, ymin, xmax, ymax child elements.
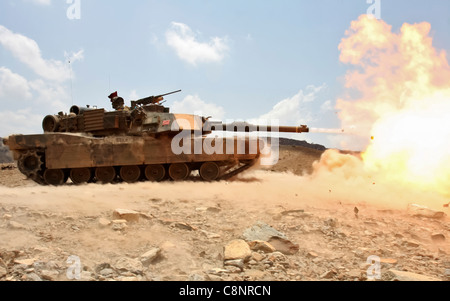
<box><xmin>0</xmin><ymin>145</ymin><xmax>449</xmax><ymax>282</ymax></box>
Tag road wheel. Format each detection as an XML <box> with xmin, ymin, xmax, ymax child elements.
<box><xmin>145</xmin><ymin>164</ymin><xmax>166</xmax><ymax>182</ymax></box>
<box><xmin>168</xmin><ymin>163</ymin><xmax>190</xmax><ymax>181</ymax></box>
<box><xmin>44</xmin><ymin>169</ymin><xmax>66</xmax><ymax>186</ymax></box>
<box><xmin>95</xmin><ymin>166</ymin><xmax>116</xmax><ymax>183</ymax></box>
<box><xmin>199</xmin><ymin>162</ymin><xmax>220</xmax><ymax>181</ymax></box>
<box><xmin>70</xmin><ymin>168</ymin><xmax>92</xmax><ymax>184</ymax></box>
<box><xmin>120</xmin><ymin>166</ymin><xmax>141</xmax><ymax>183</ymax></box>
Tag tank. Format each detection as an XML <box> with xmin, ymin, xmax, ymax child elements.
<box><xmin>3</xmin><ymin>90</ymin><xmax>309</xmax><ymax>185</ymax></box>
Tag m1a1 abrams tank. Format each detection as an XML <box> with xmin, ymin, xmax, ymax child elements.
<box><xmin>3</xmin><ymin>90</ymin><xmax>309</xmax><ymax>185</ymax></box>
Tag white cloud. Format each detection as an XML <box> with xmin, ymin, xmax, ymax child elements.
<box><xmin>24</xmin><ymin>0</ymin><xmax>51</xmax><ymax>5</ymax></box>
<box><xmin>0</xmin><ymin>67</ymin><xmax>33</xmax><ymax>101</ymax></box>
<box><xmin>0</xmin><ymin>25</ymin><xmax>74</xmax><ymax>82</ymax></box>
<box><xmin>64</xmin><ymin>49</ymin><xmax>84</xmax><ymax>64</ymax></box>
<box><xmin>258</xmin><ymin>84</ymin><xmax>326</xmax><ymax>125</ymax></box>
<box><xmin>0</xmin><ymin>26</ymin><xmax>82</xmax><ymax>136</ymax></box>
<box><xmin>0</xmin><ymin>109</ymin><xmax>43</xmax><ymax>137</ymax></box>
<box><xmin>165</xmin><ymin>22</ymin><xmax>230</xmax><ymax>66</ymax></box>
<box><xmin>320</xmin><ymin>100</ymin><xmax>334</xmax><ymax>111</ymax></box>
<box><xmin>29</xmin><ymin>79</ymin><xmax>70</xmax><ymax>111</ymax></box>
<box><xmin>171</xmin><ymin>94</ymin><xmax>225</xmax><ymax>120</ymax></box>
<box><xmin>128</xmin><ymin>90</ymin><xmax>140</xmax><ymax>100</ymax></box>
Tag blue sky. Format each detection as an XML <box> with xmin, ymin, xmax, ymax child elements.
<box><xmin>1</xmin><ymin>0</ymin><xmax>450</xmax><ymax>150</ymax></box>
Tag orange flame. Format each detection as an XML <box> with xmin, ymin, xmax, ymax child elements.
<box><xmin>336</xmin><ymin>15</ymin><xmax>450</xmax><ymax>195</ymax></box>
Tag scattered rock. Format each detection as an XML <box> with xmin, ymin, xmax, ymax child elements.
<box><xmin>174</xmin><ymin>222</ymin><xmax>197</xmax><ymax>231</ymax></box>
<box><xmin>224</xmin><ymin>239</ymin><xmax>252</xmax><ymax>261</ymax></box>
<box><xmin>431</xmin><ymin>233</ymin><xmax>446</xmax><ymax>243</ymax></box>
<box><xmin>225</xmin><ymin>266</ymin><xmax>242</xmax><ymax>274</ymax></box>
<box><xmin>8</xmin><ymin>221</ymin><xmax>27</xmax><ymax>230</ymax></box>
<box><xmin>267</xmin><ymin>251</ymin><xmax>287</xmax><ymax>264</ymax></box>
<box><xmin>251</xmin><ymin>252</ymin><xmax>265</xmax><ymax>262</ymax></box>
<box><xmin>14</xmin><ymin>258</ymin><xmax>37</xmax><ymax>266</ymax></box>
<box><xmin>324</xmin><ymin>218</ymin><xmax>338</xmax><ymax>228</ymax></box>
<box><xmin>40</xmin><ymin>269</ymin><xmax>59</xmax><ymax>281</ymax></box>
<box><xmin>207</xmin><ymin>268</ymin><xmax>229</xmax><ymax>276</ymax></box>
<box><xmin>112</xmin><ymin>220</ymin><xmax>128</xmax><ymax>231</ymax></box>
<box><xmin>119</xmin><ymin>276</ymin><xmax>139</xmax><ymax>281</ymax></box>
<box><xmin>114</xmin><ymin>257</ymin><xmax>143</xmax><ymax>275</ymax></box>
<box><xmin>403</xmin><ymin>240</ymin><xmax>420</xmax><ymax>248</ymax></box>
<box><xmin>386</xmin><ymin>269</ymin><xmax>441</xmax><ymax>281</ymax></box>
<box><xmin>347</xmin><ymin>269</ymin><xmax>362</xmax><ymax>279</ymax></box>
<box><xmin>320</xmin><ymin>269</ymin><xmax>337</xmax><ymax>279</ymax></box>
<box><xmin>207</xmin><ymin>207</ymin><xmax>222</xmax><ymax>213</ymax></box>
<box><xmin>307</xmin><ymin>252</ymin><xmax>319</xmax><ymax>258</ymax></box>
<box><xmin>140</xmin><ymin>248</ymin><xmax>162</xmax><ymax>266</ymax></box>
<box><xmin>23</xmin><ymin>272</ymin><xmax>42</xmax><ymax>281</ymax></box>
<box><xmin>380</xmin><ymin>258</ymin><xmax>398</xmax><ymax>264</ymax></box>
<box><xmin>0</xmin><ymin>266</ymin><xmax>7</xmax><ymax>278</ymax></box>
<box><xmin>80</xmin><ymin>271</ymin><xmax>95</xmax><ymax>281</ymax></box>
<box><xmin>200</xmin><ymin>230</ymin><xmax>221</xmax><ymax>239</ymax></box>
<box><xmin>112</xmin><ymin>209</ymin><xmax>141</xmax><ymax>223</ymax></box>
<box><xmin>242</xmin><ymin>221</ymin><xmax>287</xmax><ymax>242</ymax></box>
<box><xmin>99</xmin><ymin>268</ymin><xmax>115</xmax><ymax>277</ymax></box>
<box><xmin>445</xmin><ymin>269</ymin><xmax>450</xmax><ymax>280</ymax></box>
<box><xmin>408</xmin><ymin>204</ymin><xmax>446</xmax><ymax>219</ymax></box>
<box><xmin>280</xmin><ymin>209</ymin><xmax>305</xmax><ymax>216</ymax></box>
<box><xmin>224</xmin><ymin>259</ymin><xmax>245</xmax><ymax>271</ymax></box>
<box><xmin>2</xmin><ymin>214</ymin><xmax>12</xmax><ymax>220</ymax></box>
<box><xmin>267</xmin><ymin>237</ymin><xmax>299</xmax><ymax>255</ymax></box>
<box><xmin>189</xmin><ymin>273</ymin><xmax>206</xmax><ymax>281</ymax></box>
<box><xmin>0</xmin><ymin>258</ymin><xmax>7</xmax><ymax>269</ymax></box>
<box><xmin>98</xmin><ymin>218</ymin><xmax>111</xmax><ymax>227</ymax></box>
<box><xmin>248</xmin><ymin>240</ymin><xmax>276</xmax><ymax>253</ymax></box>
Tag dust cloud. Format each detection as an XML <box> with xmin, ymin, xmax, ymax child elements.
<box><xmin>0</xmin><ymin>159</ymin><xmax>447</xmax><ymax>217</ymax></box>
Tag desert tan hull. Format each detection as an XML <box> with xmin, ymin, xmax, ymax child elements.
<box><xmin>5</xmin><ymin>133</ymin><xmax>261</xmax><ymax>184</ymax></box>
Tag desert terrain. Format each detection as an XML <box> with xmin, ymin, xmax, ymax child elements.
<box><xmin>0</xmin><ymin>144</ymin><xmax>449</xmax><ymax>282</ymax></box>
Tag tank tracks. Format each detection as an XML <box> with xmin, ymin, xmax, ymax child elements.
<box><xmin>17</xmin><ymin>150</ymin><xmax>258</xmax><ymax>186</ymax></box>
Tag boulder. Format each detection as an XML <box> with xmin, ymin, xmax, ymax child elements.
<box><xmin>224</xmin><ymin>240</ymin><xmax>252</xmax><ymax>261</ymax></box>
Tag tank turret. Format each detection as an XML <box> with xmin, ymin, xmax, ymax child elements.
<box><xmin>5</xmin><ymin>90</ymin><xmax>310</xmax><ymax>185</ymax></box>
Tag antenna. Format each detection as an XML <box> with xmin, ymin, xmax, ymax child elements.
<box><xmin>68</xmin><ymin>59</ymin><xmax>74</xmax><ymax>106</ymax></box>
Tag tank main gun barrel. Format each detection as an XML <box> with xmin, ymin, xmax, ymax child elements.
<box><xmin>131</xmin><ymin>90</ymin><xmax>182</xmax><ymax>109</ymax></box>
<box><xmin>207</xmin><ymin>121</ymin><xmax>309</xmax><ymax>133</ymax></box>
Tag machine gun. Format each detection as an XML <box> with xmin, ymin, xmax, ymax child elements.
<box><xmin>130</xmin><ymin>90</ymin><xmax>182</xmax><ymax>109</ymax></box>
